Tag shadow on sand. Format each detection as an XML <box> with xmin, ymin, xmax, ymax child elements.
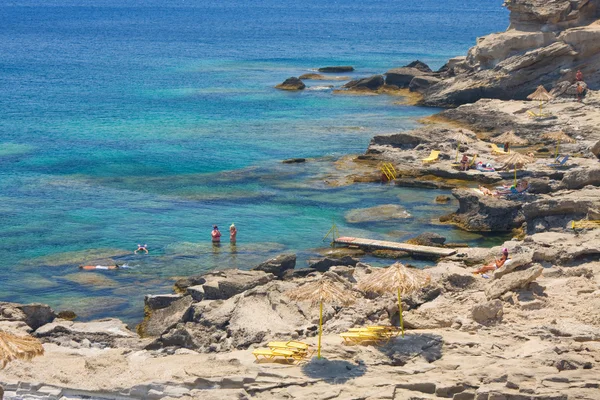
<box><xmin>302</xmin><ymin>358</ymin><xmax>366</xmax><ymax>384</ymax></box>
<box><xmin>374</xmin><ymin>332</ymin><xmax>444</xmax><ymax>366</ymax></box>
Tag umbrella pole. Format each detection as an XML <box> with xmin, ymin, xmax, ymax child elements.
<box><xmin>555</xmin><ymin>140</ymin><xmax>560</xmax><ymax>159</ymax></box>
<box><xmin>455</xmin><ymin>143</ymin><xmax>460</xmax><ymax>162</ymax></box>
<box><xmin>397</xmin><ymin>287</ymin><xmax>404</xmax><ymax>338</ymax></box>
<box><xmin>514</xmin><ymin>168</ymin><xmax>518</xmax><ymax>187</ymax></box>
<box><xmin>317</xmin><ymin>300</ymin><xmax>323</xmax><ymax>359</ymax></box>
<box><xmin>539</xmin><ymin>101</ymin><xmax>542</xmax><ymax>115</ymax></box>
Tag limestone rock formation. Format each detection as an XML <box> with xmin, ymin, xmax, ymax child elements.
<box><xmin>275</xmin><ymin>77</ymin><xmax>306</xmax><ymax>90</ymax></box>
<box><xmin>420</xmin><ymin>0</ymin><xmax>600</xmax><ymax>107</ymax></box>
<box><xmin>0</xmin><ymin>302</ymin><xmax>56</xmax><ymax>330</ymax></box>
<box><xmin>251</xmin><ymin>253</ymin><xmax>296</xmax><ymax>278</ymax></box>
<box><xmin>318</xmin><ymin>66</ymin><xmax>354</xmax><ymax>73</ymax></box>
<box><xmin>342</xmin><ymin>75</ymin><xmax>384</xmax><ymax>91</ymax></box>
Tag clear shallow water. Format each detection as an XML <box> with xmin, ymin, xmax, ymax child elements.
<box><xmin>0</xmin><ymin>0</ymin><xmax>508</xmax><ymax>325</ymax></box>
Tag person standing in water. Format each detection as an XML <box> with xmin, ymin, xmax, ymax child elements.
<box><xmin>211</xmin><ymin>225</ymin><xmax>222</xmax><ymax>243</ymax></box>
<box><xmin>229</xmin><ymin>223</ymin><xmax>237</xmax><ymax>243</ymax></box>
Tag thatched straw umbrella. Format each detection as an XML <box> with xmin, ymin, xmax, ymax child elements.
<box><xmin>0</xmin><ymin>330</ymin><xmax>44</xmax><ymax>397</ymax></box>
<box><xmin>452</xmin><ymin>129</ymin><xmax>475</xmax><ymax>162</ymax></box>
<box><xmin>542</xmin><ymin>130</ymin><xmax>576</xmax><ymax>159</ymax></box>
<box><xmin>357</xmin><ymin>262</ymin><xmax>431</xmax><ymax>338</ymax></box>
<box><xmin>527</xmin><ymin>85</ymin><xmax>553</xmax><ymax>115</ymax></box>
<box><xmin>496</xmin><ymin>152</ymin><xmax>535</xmax><ymax>186</ymax></box>
<box><xmin>490</xmin><ymin>130</ymin><xmax>528</xmax><ymax>153</ymax></box>
<box><xmin>287</xmin><ymin>275</ymin><xmax>356</xmax><ymax>358</ymax></box>
<box><xmin>0</xmin><ymin>330</ymin><xmax>44</xmax><ymax>369</ymax></box>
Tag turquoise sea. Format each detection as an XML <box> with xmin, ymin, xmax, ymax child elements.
<box><xmin>0</xmin><ymin>0</ymin><xmax>508</xmax><ymax>325</ymax></box>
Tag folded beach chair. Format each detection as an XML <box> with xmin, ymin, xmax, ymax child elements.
<box><xmin>340</xmin><ymin>331</ymin><xmax>385</xmax><ymax>345</ymax></box>
<box><xmin>267</xmin><ymin>341</ymin><xmax>314</xmax><ymax>358</ymax></box>
<box><xmin>491</xmin><ymin>144</ymin><xmax>509</xmax><ymax>155</ymax></box>
<box><xmin>422</xmin><ymin>150</ymin><xmax>440</xmax><ymax>164</ymax></box>
<box><xmin>252</xmin><ymin>348</ymin><xmax>305</xmax><ymax>362</ymax></box>
<box><xmin>547</xmin><ymin>155</ymin><xmax>569</xmax><ymax>168</ymax></box>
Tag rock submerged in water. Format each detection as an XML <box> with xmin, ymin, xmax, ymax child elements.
<box><xmin>318</xmin><ymin>66</ymin><xmax>354</xmax><ymax>73</ymax></box>
<box><xmin>342</xmin><ymin>75</ymin><xmax>384</xmax><ymax>91</ymax></box>
<box><xmin>275</xmin><ymin>77</ymin><xmax>306</xmax><ymax>90</ymax></box>
<box><xmin>345</xmin><ymin>204</ymin><xmax>412</xmax><ymax>223</ymax></box>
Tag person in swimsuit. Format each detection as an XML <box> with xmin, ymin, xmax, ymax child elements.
<box><xmin>134</xmin><ymin>244</ymin><xmax>148</xmax><ymax>254</ymax></box>
<box><xmin>473</xmin><ymin>248</ymin><xmax>509</xmax><ymax>275</ymax></box>
<box><xmin>79</xmin><ymin>264</ymin><xmax>120</xmax><ymax>270</ymax></box>
<box><xmin>211</xmin><ymin>225</ymin><xmax>222</xmax><ymax>243</ymax></box>
<box><xmin>229</xmin><ymin>223</ymin><xmax>237</xmax><ymax>243</ymax></box>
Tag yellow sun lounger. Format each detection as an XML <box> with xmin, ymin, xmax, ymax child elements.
<box><xmin>252</xmin><ymin>348</ymin><xmax>305</xmax><ymax>362</ymax></box>
<box><xmin>422</xmin><ymin>150</ymin><xmax>440</xmax><ymax>164</ymax></box>
<box><xmin>340</xmin><ymin>332</ymin><xmax>388</xmax><ymax>345</ymax></box>
<box><xmin>491</xmin><ymin>143</ymin><xmax>509</xmax><ymax>155</ymax></box>
<box><xmin>267</xmin><ymin>341</ymin><xmax>314</xmax><ymax>357</ymax></box>
<box><xmin>572</xmin><ymin>220</ymin><xmax>600</xmax><ymax>230</ymax></box>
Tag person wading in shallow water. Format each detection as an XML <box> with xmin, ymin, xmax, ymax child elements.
<box><xmin>229</xmin><ymin>223</ymin><xmax>237</xmax><ymax>243</ymax></box>
<box><xmin>211</xmin><ymin>225</ymin><xmax>222</xmax><ymax>243</ymax></box>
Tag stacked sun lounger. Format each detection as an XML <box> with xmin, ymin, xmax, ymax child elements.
<box><xmin>252</xmin><ymin>340</ymin><xmax>314</xmax><ymax>362</ymax></box>
<box><xmin>340</xmin><ymin>326</ymin><xmax>401</xmax><ymax>345</ymax></box>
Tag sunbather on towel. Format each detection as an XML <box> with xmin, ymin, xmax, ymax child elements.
<box><xmin>476</xmin><ymin>161</ymin><xmax>495</xmax><ymax>172</ymax></box>
<box><xmin>473</xmin><ymin>248</ymin><xmax>509</xmax><ymax>275</ymax></box>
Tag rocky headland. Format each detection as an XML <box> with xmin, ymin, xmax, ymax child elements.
<box><xmin>3</xmin><ymin>1</ymin><xmax>600</xmax><ymax>400</ymax></box>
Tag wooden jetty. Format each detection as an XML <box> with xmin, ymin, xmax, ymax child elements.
<box><xmin>333</xmin><ymin>236</ymin><xmax>456</xmax><ymax>257</ymax></box>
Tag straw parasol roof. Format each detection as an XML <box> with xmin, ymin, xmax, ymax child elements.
<box><xmin>496</xmin><ymin>152</ymin><xmax>535</xmax><ymax>168</ymax></box>
<box><xmin>542</xmin><ymin>130</ymin><xmax>576</xmax><ymax>143</ymax></box>
<box><xmin>357</xmin><ymin>262</ymin><xmax>431</xmax><ymax>337</ymax></box>
<box><xmin>490</xmin><ymin>130</ymin><xmax>528</xmax><ymax>145</ymax></box>
<box><xmin>358</xmin><ymin>262</ymin><xmax>430</xmax><ymax>295</ymax></box>
<box><xmin>287</xmin><ymin>275</ymin><xmax>357</xmax><ymax>306</ymax></box>
<box><xmin>0</xmin><ymin>330</ymin><xmax>44</xmax><ymax>369</ymax></box>
<box><xmin>452</xmin><ymin>129</ymin><xmax>475</xmax><ymax>144</ymax></box>
<box><xmin>287</xmin><ymin>274</ymin><xmax>357</xmax><ymax>358</ymax></box>
<box><xmin>527</xmin><ymin>85</ymin><xmax>553</xmax><ymax>102</ymax></box>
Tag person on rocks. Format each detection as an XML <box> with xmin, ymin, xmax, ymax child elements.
<box><xmin>473</xmin><ymin>248</ymin><xmax>510</xmax><ymax>276</ymax></box>
<box><xmin>577</xmin><ymin>82</ymin><xmax>584</xmax><ymax>102</ymax></box>
<box><xmin>460</xmin><ymin>154</ymin><xmax>470</xmax><ymax>171</ymax></box>
<box><xmin>211</xmin><ymin>225</ymin><xmax>222</xmax><ymax>243</ymax></box>
<box><xmin>503</xmin><ymin>142</ymin><xmax>509</xmax><ymax>153</ymax></box>
<box><xmin>576</xmin><ymin>69</ymin><xmax>583</xmax><ymax>82</ymax></box>
<box><xmin>229</xmin><ymin>223</ymin><xmax>237</xmax><ymax>243</ymax></box>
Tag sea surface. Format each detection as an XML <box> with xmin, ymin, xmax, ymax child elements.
<box><xmin>0</xmin><ymin>0</ymin><xmax>508</xmax><ymax>325</ymax></box>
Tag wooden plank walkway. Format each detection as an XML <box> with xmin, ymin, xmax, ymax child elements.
<box><xmin>334</xmin><ymin>236</ymin><xmax>456</xmax><ymax>257</ymax></box>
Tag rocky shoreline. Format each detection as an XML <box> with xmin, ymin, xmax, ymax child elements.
<box><xmin>3</xmin><ymin>1</ymin><xmax>600</xmax><ymax>399</ymax></box>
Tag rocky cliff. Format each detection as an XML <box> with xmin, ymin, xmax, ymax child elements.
<box><xmin>421</xmin><ymin>0</ymin><xmax>600</xmax><ymax>107</ymax></box>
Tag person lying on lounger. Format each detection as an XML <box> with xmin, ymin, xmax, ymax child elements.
<box><xmin>473</xmin><ymin>248</ymin><xmax>510</xmax><ymax>275</ymax></box>
<box><xmin>476</xmin><ymin>161</ymin><xmax>495</xmax><ymax>172</ymax></box>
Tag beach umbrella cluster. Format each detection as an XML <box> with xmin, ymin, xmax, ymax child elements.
<box><xmin>286</xmin><ymin>262</ymin><xmax>432</xmax><ymax>358</ymax></box>
<box><xmin>542</xmin><ymin>130</ymin><xmax>576</xmax><ymax>159</ymax></box>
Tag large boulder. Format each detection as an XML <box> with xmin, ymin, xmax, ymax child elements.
<box><xmin>448</xmin><ymin>189</ymin><xmax>524</xmax><ymax>231</ymax></box>
<box><xmin>173</xmin><ymin>275</ymin><xmax>207</xmax><ymax>294</ymax></box>
<box><xmin>385</xmin><ymin>67</ymin><xmax>432</xmax><ymax>88</ymax></box>
<box><xmin>343</xmin><ymin>75</ymin><xmax>384</xmax><ymax>91</ymax></box>
<box><xmin>405</xmin><ymin>60</ymin><xmax>433</xmax><ymax>73</ymax></box>
<box><xmin>35</xmin><ymin>318</ymin><xmax>136</xmax><ymax>346</ymax></box>
<box><xmin>471</xmin><ymin>299</ymin><xmax>503</xmax><ymax>324</ymax></box>
<box><xmin>0</xmin><ymin>302</ymin><xmax>56</xmax><ymax>330</ymax></box>
<box><xmin>558</xmin><ymin>167</ymin><xmax>600</xmax><ymax>189</ymax></box>
<box><xmin>591</xmin><ymin>140</ymin><xmax>600</xmax><ymax>160</ymax></box>
<box><xmin>522</xmin><ymin>186</ymin><xmax>600</xmax><ymax>220</ymax></box>
<box><xmin>201</xmin><ymin>269</ymin><xmax>274</xmax><ymax>300</ymax></box>
<box><xmin>318</xmin><ymin>66</ymin><xmax>354</xmax><ymax>73</ymax></box>
<box><xmin>252</xmin><ymin>253</ymin><xmax>296</xmax><ymax>279</ymax></box>
<box><xmin>308</xmin><ymin>256</ymin><xmax>359</xmax><ymax>273</ymax></box>
<box><xmin>275</xmin><ymin>77</ymin><xmax>305</xmax><ymax>91</ymax></box>
<box><xmin>138</xmin><ymin>296</ymin><xmax>194</xmax><ymax>337</ymax></box>
<box><xmin>485</xmin><ymin>265</ymin><xmax>544</xmax><ymax>300</ymax></box>
<box><xmin>144</xmin><ymin>294</ymin><xmax>184</xmax><ymax>312</ymax></box>
<box><xmin>406</xmin><ymin>233</ymin><xmax>446</xmax><ymax>247</ymax></box>
<box><xmin>408</xmin><ymin>75</ymin><xmax>441</xmax><ymax>94</ymax></box>
<box><xmin>507</xmin><ymin>0</ymin><xmax>599</xmax><ymax>31</ymax></box>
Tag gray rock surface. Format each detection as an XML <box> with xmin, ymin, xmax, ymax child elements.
<box><xmin>485</xmin><ymin>265</ymin><xmax>543</xmax><ymax>299</ymax></box>
<box><xmin>342</xmin><ymin>75</ymin><xmax>384</xmax><ymax>91</ymax></box>
<box><xmin>144</xmin><ymin>294</ymin><xmax>184</xmax><ymax>311</ymax></box>
<box><xmin>275</xmin><ymin>77</ymin><xmax>305</xmax><ymax>90</ymax></box>
<box><xmin>471</xmin><ymin>300</ymin><xmax>503</xmax><ymax>323</ymax></box>
<box><xmin>251</xmin><ymin>253</ymin><xmax>296</xmax><ymax>279</ymax></box>
<box><xmin>0</xmin><ymin>302</ymin><xmax>56</xmax><ymax>330</ymax></box>
<box><xmin>138</xmin><ymin>296</ymin><xmax>193</xmax><ymax>337</ymax></box>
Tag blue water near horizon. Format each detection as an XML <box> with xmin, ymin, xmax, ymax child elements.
<box><xmin>0</xmin><ymin>0</ymin><xmax>508</xmax><ymax>325</ymax></box>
